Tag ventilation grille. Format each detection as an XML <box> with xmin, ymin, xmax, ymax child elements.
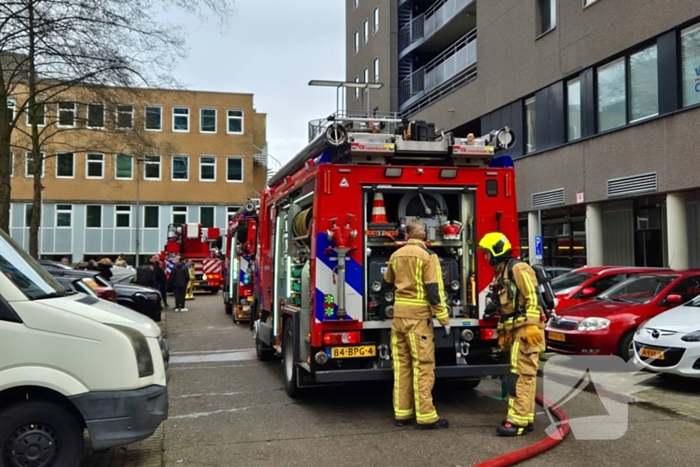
<box><xmin>607</xmin><ymin>173</ymin><xmax>657</xmax><ymax>198</ymax></box>
<box><xmin>77</xmin><ymin>295</ymin><xmax>99</xmax><ymax>305</ymax></box>
<box><xmin>532</xmin><ymin>188</ymin><xmax>565</xmax><ymax>209</ymax></box>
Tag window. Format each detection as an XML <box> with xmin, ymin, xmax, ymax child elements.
<box><xmin>200</xmin><ymin>207</ymin><xmax>215</xmax><ymax>228</ymax></box>
<box><xmin>200</xmin><ymin>156</ymin><xmax>216</xmax><ymax>181</ymax></box>
<box><xmin>354</xmin><ymin>30</ymin><xmax>359</xmax><ymax>55</ymax></box>
<box><xmin>172</xmin><ymin>206</ymin><xmax>187</xmax><ymax>225</ymax></box>
<box><xmin>144</xmin><ymin>155</ymin><xmax>161</xmax><ymax>180</ymax></box>
<box><xmin>9</xmin><ymin>151</ymin><xmax>13</xmax><ymax>177</ymax></box>
<box><xmin>629</xmin><ymin>45</ymin><xmax>658</xmax><ymax>122</ymax></box>
<box><xmin>227</xmin><ymin>109</ymin><xmax>243</xmax><ymax>134</ymax></box>
<box><xmin>86</xmin><ymin>153</ymin><xmax>104</xmax><ymax>179</ymax></box>
<box><xmin>145</xmin><ymin>105</ymin><xmax>162</xmax><ymax>131</ymax></box>
<box><xmin>226</xmin><ymin>157</ymin><xmax>243</xmax><ymax>182</ymax></box>
<box><xmin>87</xmin><ymin>103</ymin><xmax>104</xmax><ymax>128</ymax></box>
<box><xmin>57</xmin><ymin>102</ymin><xmax>76</xmax><ymax>127</ymax></box>
<box><xmin>56</xmin><ymin>204</ymin><xmax>72</xmax><ymax>227</ymax></box>
<box><xmin>172</xmin><ymin>155</ymin><xmax>189</xmax><ymax>181</ymax></box>
<box><xmin>536</xmin><ymin>0</ymin><xmax>556</xmax><ymax>36</ymax></box>
<box><xmin>597</xmin><ymin>58</ymin><xmax>626</xmax><ymax>132</ymax></box>
<box><xmin>56</xmin><ymin>152</ymin><xmax>74</xmax><ymax>178</ymax></box>
<box><xmin>681</xmin><ymin>24</ymin><xmax>700</xmax><ymax>108</ymax></box>
<box><xmin>24</xmin><ymin>204</ymin><xmax>33</xmax><ymax>228</ymax></box>
<box><xmin>115</xmin><ymin>154</ymin><xmax>133</xmax><ymax>179</ymax></box>
<box><xmin>200</xmin><ymin>108</ymin><xmax>217</xmax><ymax>133</ymax></box>
<box><xmin>363</xmin><ymin>19</ymin><xmax>369</xmax><ymax>45</ymax></box>
<box><xmin>116</xmin><ymin>104</ymin><xmax>134</xmax><ymax>129</ymax></box>
<box><xmin>7</xmin><ymin>99</ymin><xmax>14</xmax><ymax>123</ymax></box>
<box><xmin>354</xmin><ymin>76</ymin><xmax>360</xmax><ymax>100</ymax></box>
<box><xmin>583</xmin><ymin>0</ymin><xmax>599</xmax><ymax>6</ymax></box>
<box><xmin>116</xmin><ymin>205</ymin><xmax>131</xmax><ymax>228</ymax></box>
<box><xmin>525</xmin><ymin>97</ymin><xmax>537</xmax><ymax>153</ymax></box>
<box><xmin>373</xmin><ymin>57</ymin><xmax>379</xmax><ymax>82</ymax></box>
<box><xmin>363</xmin><ymin>67</ymin><xmax>369</xmax><ymax>93</ymax></box>
<box><xmin>86</xmin><ymin>205</ymin><xmax>102</xmax><ymax>228</ymax></box>
<box><xmin>173</xmin><ymin>107</ymin><xmax>190</xmax><ymax>132</ymax></box>
<box><xmin>26</xmin><ymin>103</ymin><xmax>45</xmax><ymax>126</ymax></box>
<box><xmin>353</xmin><ymin>0</ymin><xmax>358</xmax><ymax>10</ymax></box>
<box><xmin>25</xmin><ymin>151</ymin><xmax>45</xmax><ymax>177</ymax></box>
<box><xmin>373</xmin><ymin>7</ymin><xmax>379</xmax><ymax>34</ymax></box>
<box><xmin>227</xmin><ymin>206</ymin><xmax>241</xmax><ymax>221</ymax></box>
<box><xmin>567</xmin><ymin>78</ymin><xmax>581</xmax><ymax>141</ymax></box>
<box><xmin>144</xmin><ymin>206</ymin><xmax>159</xmax><ymax>228</ymax></box>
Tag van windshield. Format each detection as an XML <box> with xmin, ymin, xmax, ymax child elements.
<box><xmin>0</xmin><ymin>229</ymin><xmax>65</xmax><ymax>299</ymax></box>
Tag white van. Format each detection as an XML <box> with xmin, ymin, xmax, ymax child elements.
<box><xmin>0</xmin><ymin>229</ymin><xmax>169</xmax><ymax>466</ymax></box>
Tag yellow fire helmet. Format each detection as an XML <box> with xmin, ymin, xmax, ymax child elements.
<box><xmin>478</xmin><ymin>232</ymin><xmax>512</xmax><ymax>258</ymax></box>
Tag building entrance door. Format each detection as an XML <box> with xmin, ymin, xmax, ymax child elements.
<box><xmin>634</xmin><ymin>208</ymin><xmax>663</xmax><ymax>267</ymax></box>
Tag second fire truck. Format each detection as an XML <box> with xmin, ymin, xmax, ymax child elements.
<box><xmin>160</xmin><ymin>223</ymin><xmax>223</xmax><ymax>294</ymax></box>
<box><xmin>252</xmin><ymin>113</ymin><xmax>521</xmax><ymax>397</ymax></box>
<box><xmin>224</xmin><ymin>200</ymin><xmax>260</xmax><ymax>323</ymax></box>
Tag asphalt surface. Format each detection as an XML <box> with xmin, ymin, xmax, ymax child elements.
<box><xmin>87</xmin><ymin>293</ymin><xmax>700</xmax><ymax>466</ymax></box>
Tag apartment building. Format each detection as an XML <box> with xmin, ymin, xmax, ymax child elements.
<box><xmin>347</xmin><ymin>0</ymin><xmax>700</xmax><ymax>269</ymax></box>
<box><xmin>7</xmin><ymin>87</ymin><xmax>268</xmax><ymax>264</ymax></box>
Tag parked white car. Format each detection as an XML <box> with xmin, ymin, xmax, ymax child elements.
<box><xmin>633</xmin><ymin>293</ymin><xmax>700</xmax><ymax>378</ymax></box>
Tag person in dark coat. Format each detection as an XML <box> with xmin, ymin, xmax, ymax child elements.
<box><xmin>96</xmin><ymin>258</ymin><xmax>113</xmax><ymax>282</ymax></box>
<box><xmin>169</xmin><ymin>256</ymin><xmax>189</xmax><ymax>312</ymax></box>
<box><xmin>86</xmin><ymin>259</ymin><xmax>98</xmax><ymax>271</ymax></box>
<box><xmin>151</xmin><ymin>255</ymin><xmax>169</xmax><ymax>308</ymax></box>
<box><xmin>136</xmin><ymin>263</ymin><xmax>155</xmax><ymax>288</ymax></box>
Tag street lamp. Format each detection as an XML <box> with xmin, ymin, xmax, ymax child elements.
<box><xmin>134</xmin><ymin>156</ymin><xmax>146</xmax><ymax>267</ymax></box>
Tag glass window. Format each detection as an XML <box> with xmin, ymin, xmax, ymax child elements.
<box><xmin>525</xmin><ymin>97</ymin><xmax>536</xmax><ymax>153</ymax></box>
<box><xmin>373</xmin><ymin>7</ymin><xmax>379</xmax><ymax>33</ymax></box>
<box><xmin>27</xmin><ymin>103</ymin><xmax>45</xmax><ymax>126</ymax></box>
<box><xmin>116</xmin><ymin>205</ymin><xmax>131</xmax><ymax>228</ymax></box>
<box><xmin>144</xmin><ymin>206</ymin><xmax>159</xmax><ymax>228</ymax></box>
<box><xmin>86</xmin><ymin>205</ymin><xmax>102</xmax><ymax>228</ymax></box>
<box><xmin>567</xmin><ymin>78</ymin><xmax>581</xmax><ymax>141</ymax></box>
<box><xmin>598</xmin><ymin>274</ymin><xmax>677</xmax><ymax>304</ymax></box>
<box><xmin>87</xmin><ymin>103</ymin><xmax>104</xmax><ymax>128</ymax></box>
<box><xmin>681</xmin><ymin>24</ymin><xmax>700</xmax><ymax>108</ymax></box>
<box><xmin>86</xmin><ymin>153</ymin><xmax>104</xmax><ymax>178</ymax></box>
<box><xmin>226</xmin><ymin>158</ymin><xmax>243</xmax><ymax>182</ymax></box>
<box><xmin>57</xmin><ymin>102</ymin><xmax>75</xmax><ymax>127</ymax></box>
<box><xmin>200</xmin><ymin>156</ymin><xmax>216</xmax><ymax>181</ymax></box>
<box><xmin>597</xmin><ymin>58</ymin><xmax>626</xmax><ymax>132</ymax></box>
<box><xmin>227</xmin><ymin>109</ymin><xmax>243</xmax><ymax>134</ymax></box>
<box><xmin>145</xmin><ymin>106</ymin><xmax>162</xmax><ymax>130</ymax></box>
<box><xmin>363</xmin><ymin>19</ymin><xmax>369</xmax><ymax>44</ymax></box>
<box><xmin>115</xmin><ymin>154</ymin><xmax>133</xmax><ymax>179</ymax></box>
<box><xmin>24</xmin><ymin>204</ymin><xmax>33</xmax><ymax>228</ymax></box>
<box><xmin>144</xmin><ymin>155</ymin><xmax>161</xmax><ymax>180</ymax></box>
<box><xmin>354</xmin><ymin>76</ymin><xmax>360</xmax><ymax>100</ymax></box>
<box><xmin>25</xmin><ymin>151</ymin><xmax>45</xmax><ymax>177</ymax></box>
<box><xmin>200</xmin><ymin>207</ymin><xmax>215</xmax><ymax>228</ymax></box>
<box><xmin>354</xmin><ymin>30</ymin><xmax>359</xmax><ymax>54</ymax></box>
<box><xmin>227</xmin><ymin>206</ymin><xmax>241</xmax><ymax>221</ymax></box>
<box><xmin>56</xmin><ymin>152</ymin><xmax>74</xmax><ymax>178</ymax></box>
<box><xmin>173</xmin><ymin>206</ymin><xmax>187</xmax><ymax>225</ymax></box>
<box><xmin>536</xmin><ymin>0</ymin><xmax>556</xmax><ymax>36</ymax></box>
<box><xmin>201</xmin><ymin>108</ymin><xmax>217</xmax><ymax>133</ymax></box>
<box><xmin>56</xmin><ymin>204</ymin><xmax>72</xmax><ymax>227</ymax></box>
<box><xmin>173</xmin><ymin>107</ymin><xmax>190</xmax><ymax>132</ymax></box>
<box><xmin>7</xmin><ymin>99</ymin><xmax>14</xmax><ymax>123</ymax></box>
<box><xmin>172</xmin><ymin>155</ymin><xmax>189</xmax><ymax>181</ymax></box>
<box><xmin>629</xmin><ymin>45</ymin><xmax>658</xmax><ymax>122</ymax></box>
<box><xmin>116</xmin><ymin>104</ymin><xmax>134</xmax><ymax>129</ymax></box>
<box><xmin>353</xmin><ymin>0</ymin><xmax>358</xmax><ymax>10</ymax></box>
<box><xmin>9</xmin><ymin>151</ymin><xmax>13</xmax><ymax>177</ymax></box>
<box><xmin>551</xmin><ymin>272</ymin><xmax>594</xmax><ymax>294</ymax></box>
<box><xmin>374</xmin><ymin>58</ymin><xmax>379</xmax><ymax>82</ymax></box>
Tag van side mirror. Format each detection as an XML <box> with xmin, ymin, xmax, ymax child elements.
<box><xmin>665</xmin><ymin>294</ymin><xmax>683</xmax><ymax>305</ymax></box>
<box><xmin>580</xmin><ymin>287</ymin><xmax>597</xmax><ymax>298</ymax></box>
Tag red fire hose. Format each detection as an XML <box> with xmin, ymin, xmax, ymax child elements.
<box><xmin>474</xmin><ymin>393</ymin><xmax>570</xmax><ymax>467</ymax></box>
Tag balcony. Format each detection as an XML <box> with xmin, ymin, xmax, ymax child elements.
<box><xmin>398</xmin><ymin>0</ymin><xmax>475</xmax><ymax>58</ymax></box>
<box><xmin>399</xmin><ymin>28</ymin><xmax>477</xmax><ymax>115</ymax></box>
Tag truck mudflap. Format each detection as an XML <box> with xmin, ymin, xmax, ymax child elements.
<box><xmin>314</xmin><ymin>363</ymin><xmax>510</xmax><ymax>383</ymax></box>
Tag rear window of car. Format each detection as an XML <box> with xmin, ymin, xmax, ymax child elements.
<box><xmin>551</xmin><ymin>272</ymin><xmax>594</xmax><ymax>293</ymax></box>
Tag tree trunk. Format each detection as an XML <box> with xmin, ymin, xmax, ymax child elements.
<box><xmin>0</xmin><ymin>66</ymin><xmax>11</xmax><ymax>234</ymax></box>
<box><xmin>28</xmin><ymin>0</ymin><xmax>42</xmax><ymax>258</ymax></box>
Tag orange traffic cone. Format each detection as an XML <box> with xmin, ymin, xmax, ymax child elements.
<box><xmin>371</xmin><ymin>193</ymin><xmax>388</xmax><ymax>224</ymax></box>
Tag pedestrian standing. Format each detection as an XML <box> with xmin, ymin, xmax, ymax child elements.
<box><xmin>96</xmin><ymin>258</ymin><xmax>113</xmax><ymax>282</ymax></box>
<box><xmin>151</xmin><ymin>255</ymin><xmax>169</xmax><ymax>308</ymax></box>
<box><xmin>169</xmin><ymin>256</ymin><xmax>189</xmax><ymax>312</ymax></box>
<box><xmin>86</xmin><ymin>259</ymin><xmax>98</xmax><ymax>271</ymax></box>
<box><xmin>382</xmin><ymin>220</ymin><xmax>450</xmax><ymax>429</ymax></box>
<box><xmin>137</xmin><ymin>262</ymin><xmax>155</xmax><ymax>288</ymax></box>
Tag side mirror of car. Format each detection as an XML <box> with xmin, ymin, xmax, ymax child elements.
<box><xmin>665</xmin><ymin>294</ymin><xmax>683</xmax><ymax>305</ymax></box>
<box><xmin>580</xmin><ymin>287</ymin><xmax>597</xmax><ymax>298</ymax></box>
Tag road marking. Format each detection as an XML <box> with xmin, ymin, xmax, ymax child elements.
<box><xmin>170</xmin><ymin>402</ymin><xmax>288</xmax><ymax>420</ymax></box>
<box><xmin>169</xmin><ymin>363</ymin><xmax>258</xmax><ymax>371</ymax></box>
<box><xmin>170</xmin><ymin>349</ymin><xmax>257</xmax><ymax>364</ymax></box>
<box><xmin>171</xmin><ymin>348</ymin><xmax>255</xmax><ymax>355</ymax></box>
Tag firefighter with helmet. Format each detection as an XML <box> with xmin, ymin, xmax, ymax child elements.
<box><xmin>382</xmin><ymin>219</ymin><xmax>450</xmax><ymax>430</ymax></box>
<box><xmin>478</xmin><ymin>232</ymin><xmax>545</xmax><ymax>437</ymax></box>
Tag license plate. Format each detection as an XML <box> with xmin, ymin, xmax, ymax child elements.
<box><xmin>247</xmin><ymin>296</ymin><xmax>254</xmax><ymax>302</ymax></box>
<box><xmin>329</xmin><ymin>345</ymin><xmax>376</xmax><ymax>359</ymax></box>
<box><xmin>640</xmin><ymin>347</ymin><xmax>665</xmax><ymax>360</ymax></box>
<box><xmin>193</xmin><ymin>282</ymin><xmax>200</xmax><ymax>286</ymax></box>
<box><xmin>548</xmin><ymin>332</ymin><xmax>566</xmax><ymax>342</ymax></box>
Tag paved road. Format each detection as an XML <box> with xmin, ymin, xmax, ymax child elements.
<box><xmin>84</xmin><ymin>293</ymin><xmax>700</xmax><ymax>466</ymax></box>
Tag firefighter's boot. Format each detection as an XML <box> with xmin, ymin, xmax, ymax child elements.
<box><xmin>185</xmin><ymin>283</ymin><xmax>194</xmax><ymax>300</ymax></box>
<box><xmin>394</xmin><ymin>419</ymin><xmax>411</xmax><ymax>427</ymax></box>
<box><xmin>415</xmin><ymin>418</ymin><xmax>449</xmax><ymax>430</ymax></box>
<box><xmin>497</xmin><ymin>420</ymin><xmax>528</xmax><ymax>437</ymax></box>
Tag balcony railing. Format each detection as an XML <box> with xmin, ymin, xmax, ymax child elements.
<box><xmin>399</xmin><ymin>28</ymin><xmax>477</xmax><ymax>111</ymax></box>
<box><xmin>398</xmin><ymin>0</ymin><xmax>474</xmax><ymax>53</ymax></box>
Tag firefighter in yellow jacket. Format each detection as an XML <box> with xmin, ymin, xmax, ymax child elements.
<box><xmin>478</xmin><ymin>232</ymin><xmax>545</xmax><ymax>437</ymax></box>
<box><xmin>382</xmin><ymin>219</ymin><xmax>450</xmax><ymax>430</ymax></box>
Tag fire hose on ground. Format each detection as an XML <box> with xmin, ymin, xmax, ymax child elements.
<box><xmin>474</xmin><ymin>393</ymin><xmax>571</xmax><ymax>467</ymax></box>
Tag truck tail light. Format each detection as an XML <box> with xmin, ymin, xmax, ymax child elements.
<box><xmin>481</xmin><ymin>328</ymin><xmax>497</xmax><ymax>340</ymax></box>
<box><xmin>505</xmin><ymin>173</ymin><xmax>513</xmax><ymax>197</ymax></box>
<box><xmin>96</xmin><ymin>288</ymin><xmax>117</xmax><ymax>302</ymax></box>
<box><xmin>323</xmin><ymin>332</ymin><xmax>361</xmax><ymax>345</ymax></box>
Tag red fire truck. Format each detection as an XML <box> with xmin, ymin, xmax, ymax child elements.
<box><xmin>160</xmin><ymin>223</ymin><xmax>223</xmax><ymax>294</ymax></box>
<box><xmin>252</xmin><ymin>114</ymin><xmax>520</xmax><ymax>397</ymax></box>
<box><xmin>224</xmin><ymin>200</ymin><xmax>259</xmax><ymax>323</ymax></box>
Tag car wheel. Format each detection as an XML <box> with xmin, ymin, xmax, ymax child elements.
<box><xmin>618</xmin><ymin>329</ymin><xmax>636</xmax><ymax>362</ymax></box>
<box><xmin>224</xmin><ymin>303</ymin><xmax>233</xmax><ymax>315</ymax></box>
<box><xmin>283</xmin><ymin>319</ymin><xmax>301</xmax><ymax>398</ymax></box>
<box><xmin>0</xmin><ymin>400</ymin><xmax>83</xmax><ymax>467</ymax></box>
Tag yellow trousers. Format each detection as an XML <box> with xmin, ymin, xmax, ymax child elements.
<box><xmin>505</xmin><ymin>327</ymin><xmax>541</xmax><ymax>427</ymax></box>
<box><xmin>391</xmin><ymin>317</ymin><xmax>440</xmax><ymax>425</ymax></box>
<box><xmin>185</xmin><ymin>280</ymin><xmax>194</xmax><ymax>300</ymax></box>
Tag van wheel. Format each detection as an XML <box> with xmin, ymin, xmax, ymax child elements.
<box><xmin>0</xmin><ymin>400</ymin><xmax>83</xmax><ymax>467</ymax></box>
<box><xmin>225</xmin><ymin>303</ymin><xmax>233</xmax><ymax>315</ymax></box>
<box><xmin>283</xmin><ymin>319</ymin><xmax>301</xmax><ymax>398</ymax></box>
<box><xmin>618</xmin><ymin>329</ymin><xmax>636</xmax><ymax>362</ymax></box>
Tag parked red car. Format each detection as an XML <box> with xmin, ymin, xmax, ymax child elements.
<box><xmin>546</xmin><ymin>270</ymin><xmax>700</xmax><ymax>360</ymax></box>
<box><xmin>551</xmin><ymin>266</ymin><xmax>668</xmax><ymax>312</ymax></box>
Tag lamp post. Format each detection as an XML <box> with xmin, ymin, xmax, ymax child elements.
<box><xmin>134</xmin><ymin>156</ymin><xmax>146</xmax><ymax>267</ymax></box>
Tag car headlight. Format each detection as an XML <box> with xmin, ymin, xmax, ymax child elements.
<box><xmin>203</xmin><ymin>273</ymin><xmax>208</xmax><ymax>281</ymax></box>
<box><xmin>107</xmin><ymin>324</ymin><xmax>154</xmax><ymax>377</ymax></box>
<box><xmin>576</xmin><ymin>317</ymin><xmax>610</xmax><ymax>332</ymax></box>
<box><xmin>681</xmin><ymin>331</ymin><xmax>700</xmax><ymax>342</ymax></box>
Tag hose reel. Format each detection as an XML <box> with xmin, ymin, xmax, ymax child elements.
<box><xmin>292</xmin><ymin>207</ymin><xmax>312</xmax><ymax>238</ymax></box>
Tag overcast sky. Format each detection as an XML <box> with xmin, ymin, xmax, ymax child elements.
<box><xmin>165</xmin><ymin>0</ymin><xmax>346</xmax><ymax>171</ymax></box>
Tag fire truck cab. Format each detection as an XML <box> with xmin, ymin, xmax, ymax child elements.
<box><xmin>224</xmin><ymin>200</ymin><xmax>259</xmax><ymax>323</ymax></box>
<box><xmin>253</xmin><ymin>113</ymin><xmax>520</xmax><ymax>397</ymax></box>
<box><xmin>160</xmin><ymin>223</ymin><xmax>223</xmax><ymax>294</ymax></box>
